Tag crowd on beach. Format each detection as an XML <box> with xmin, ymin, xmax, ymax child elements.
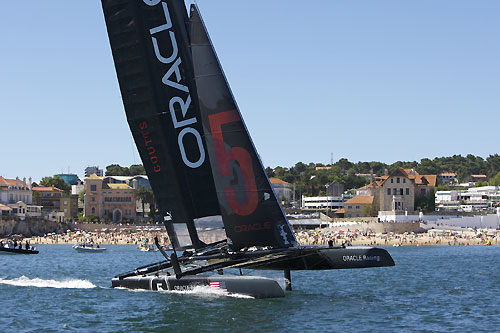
<box><xmin>22</xmin><ymin>226</ymin><xmax>499</xmax><ymax>247</ymax></box>
<box><xmin>27</xmin><ymin>229</ymin><xmax>170</xmax><ymax>247</ymax></box>
<box><xmin>295</xmin><ymin>228</ymin><xmax>498</xmax><ymax>246</ymax></box>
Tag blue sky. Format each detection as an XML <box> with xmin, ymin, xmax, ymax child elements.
<box><xmin>1</xmin><ymin>1</ymin><xmax>499</xmax><ymax>182</ymax></box>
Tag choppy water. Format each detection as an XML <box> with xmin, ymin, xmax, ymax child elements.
<box><xmin>1</xmin><ymin>244</ymin><xmax>499</xmax><ymax>332</ymax></box>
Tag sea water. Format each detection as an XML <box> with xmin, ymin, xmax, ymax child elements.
<box><xmin>1</xmin><ymin>244</ymin><xmax>499</xmax><ymax>332</ymax></box>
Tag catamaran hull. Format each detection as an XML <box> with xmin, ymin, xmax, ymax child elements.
<box><xmin>242</xmin><ymin>246</ymin><xmax>395</xmax><ymax>270</ymax></box>
<box><xmin>112</xmin><ymin>275</ymin><xmax>284</xmax><ymax>299</ymax></box>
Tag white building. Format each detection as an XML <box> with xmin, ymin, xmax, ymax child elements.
<box><xmin>438</xmin><ymin>173</ymin><xmax>457</xmax><ymax>185</ymax></box>
<box><xmin>71</xmin><ymin>180</ymin><xmax>85</xmax><ymax>196</ymax></box>
<box><xmin>301</xmin><ymin>195</ymin><xmax>344</xmax><ymax>210</ymax></box>
<box><xmin>435</xmin><ymin>190</ymin><xmax>460</xmax><ymax>210</ymax></box>
<box><xmin>85</xmin><ymin>166</ymin><xmax>103</xmax><ymax>177</ymax></box>
<box><xmin>0</xmin><ymin>176</ymin><xmax>33</xmax><ymax>205</ymax></box>
<box><xmin>435</xmin><ymin>186</ymin><xmax>500</xmax><ymax>212</ymax></box>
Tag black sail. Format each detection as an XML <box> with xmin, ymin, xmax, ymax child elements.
<box><xmin>101</xmin><ymin>0</ymin><xmax>220</xmax><ymax>249</ymax></box>
<box><xmin>190</xmin><ymin>5</ymin><xmax>297</xmax><ymax>249</ymax></box>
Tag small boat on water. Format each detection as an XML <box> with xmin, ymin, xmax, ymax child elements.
<box><xmin>0</xmin><ymin>241</ymin><xmax>38</xmax><ymax>255</ymax></box>
<box><xmin>137</xmin><ymin>245</ymin><xmax>158</xmax><ymax>252</ymax></box>
<box><xmin>137</xmin><ymin>240</ymin><xmax>158</xmax><ymax>252</ymax></box>
<box><xmin>0</xmin><ymin>247</ymin><xmax>39</xmax><ymax>255</ymax></box>
<box><xmin>73</xmin><ymin>244</ymin><xmax>106</xmax><ymax>253</ymax></box>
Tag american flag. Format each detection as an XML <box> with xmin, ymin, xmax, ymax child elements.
<box><xmin>209</xmin><ymin>281</ymin><xmax>228</xmax><ymax>295</ymax></box>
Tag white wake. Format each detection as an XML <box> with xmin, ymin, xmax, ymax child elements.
<box><xmin>117</xmin><ymin>285</ymin><xmax>253</xmax><ymax>299</ymax></box>
<box><xmin>0</xmin><ymin>276</ymin><xmax>96</xmax><ymax>289</ymax></box>
<box><xmin>169</xmin><ymin>285</ymin><xmax>254</xmax><ymax>299</ymax></box>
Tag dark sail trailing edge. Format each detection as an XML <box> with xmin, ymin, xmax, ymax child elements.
<box><xmin>101</xmin><ymin>0</ymin><xmax>220</xmax><ymax>249</ymax></box>
<box><xmin>189</xmin><ymin>5</ymin><xmax>297</xmax><ymax>249</ymax></box>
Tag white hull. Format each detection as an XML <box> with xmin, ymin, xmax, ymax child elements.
<box><xmin>73</xmin><ymin>246</ymin><xmax>106</xmax><ymax>253</ymax></box>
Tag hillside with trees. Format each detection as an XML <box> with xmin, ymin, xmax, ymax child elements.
<box><xmin>105</xmin><ymin>164</ymin><xmax>146</xmax><ymax>176</ymax></box>
<box><xmin>266</xmin><ymin>154</ymin><xmax>500</xmax><ymax>197</ymax></box>
<box><xmin>104</xmin><ymin>154</ymin><xmax>500</xmax><ymax>199</ymax></box>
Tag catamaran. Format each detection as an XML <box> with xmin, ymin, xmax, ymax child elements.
<box><xmin>101</xmin><ymin>0</ymin><xmax>395</xmax><ymax>298</ymax></box>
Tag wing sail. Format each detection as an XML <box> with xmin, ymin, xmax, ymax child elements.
<box><xmin>101</xmin><ymin>0</ymin><xmax>220</xmax><ymax>249</ymax></box>
<box><xmin>190</xmin><ymin>4</ymin><xmax>297</xmax><ymax>249</ymax></box>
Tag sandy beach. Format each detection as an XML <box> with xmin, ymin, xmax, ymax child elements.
<box><xmin>294</xmin><ymin>228</ymin><xmax>498</xmax><ymax>247</ymax></box>
<box><xmin>21</xmin><ymin>226</ymin><xmax>499</xmax><ymax>247</ymax></box>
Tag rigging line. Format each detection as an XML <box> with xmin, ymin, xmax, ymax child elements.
<box><xmin>130</xmin><ymin>133</ymin><xmax>137</xmax><ymax>165</ymax></box>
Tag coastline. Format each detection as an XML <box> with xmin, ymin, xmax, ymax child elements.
<box><xmin>22</xmin><ymin>227</ymin><xmax>498</xmax><ymax>247</ymax></box>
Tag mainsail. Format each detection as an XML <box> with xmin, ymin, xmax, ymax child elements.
<box><xmin>189</xmin><ymin>4</ymin><xmax>297</xmax><ymax>249</ymax></box>
<box><xmin>102</xmin><ymin>0</ymin><xmax>296</xmax><ymax>250</ymax></box>
<box><xmin>101</xmin><ymin>0</ymin><xmax>220</xmax><ymax>249</ymax></box>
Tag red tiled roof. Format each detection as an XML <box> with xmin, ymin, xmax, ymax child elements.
<box><xmin>0</xmin><ymin>176</ymin><xmax>28</xmax><ymax>188</ymax></box>
<box><xmin>269</xmin><ymin>177</ymin><xmax>290</xmax><ymax>185</ymax></box>
<box><xmin>471</xmin><ymin>174</ymin><xmax>487</xmax><ymax>178</ymax></box>
<box><xmin>0</xmin><ymin>176</ymin><xmax>8</xmax><ymax>186</ymax></box>
<box><xmin>335</xmin><ymin>208</ymin><xmax>345</xmax><ymax>214</ymax></box>
<box><xmin>32</xmin><ymin>186</ymin><xmax>64</xmax><ymax>192</ymax></box>
<box><xmin>439</xmin><ymin>173</ymin><xmax>457</xmax><ymax>177</ymax></box>
<box><xmin>0</xmin><ymin>203</ymin><xmax>12</xmax><ymax>211</ymax></box>
<box><xmin>378</xmin><ymin>168</ymin><xmax>437</xmax><ymax>187</ymax></box>
<box><xmin>357</xmin><ymin>180</ymin><xmax>383</xmax><ymax>190</ymax></box>
<box><xmin>414</xmin><ymin>174</ymin><xmax>437</xmax><ymax>187</ymax></box>
<box><xmin>345</xmin><ymin>195</ymin><xmax>374</xmax><ymax>205</ymax></box>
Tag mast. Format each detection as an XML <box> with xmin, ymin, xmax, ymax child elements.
<box><xmin>189</xmin><ymin>4</ymin><xmax>297</xmax><ymax>249</ymax></box>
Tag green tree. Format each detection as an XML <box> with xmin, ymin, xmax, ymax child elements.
<box><xmin>415</xmin><ymin>189</ymin><xmax>435</xmax><ymax>213</ymax></box>
<box><xmin>144</xmin><ymin>189</ymin><xmax>156</xmax><ymax>218</ymax></box>
<box><xmin>265</xmin><ymin>167</ymin><xmax>275</xmax><ymax>178</ymax></box>
<box><xmin>39</xmin><ymin>175</ymin><xmax>70</xmax><ymax>193</ymax></box>
<box><xmin>490</xmin><ymin>171</ymin><xmax>500</xmax><ymax>186</ymax></box>
<box><xmin>134</xmin><ymin>186</ymin><xmax>149</xmax><ymax>217</ymax></box>
<box><xmin>417</xmin><ymin>158</ymin><xmax>439</xmax><ymax>175</ymax></box>
<box><xmin>436</xmin><ymin>184</ymin><xmax>450</xmax><ymax>191</ymax></box>
<box><xmin>32</xmin><ymin>190</ymin><xmax>41</xmax><ymax>204</ymax></box>
<box><xmin>368</xmin><ymin>162</ymin><xmax>388</xmax><ymax>176</ymax></box>
<box><xmin>474</xmin><ymin>180</ymin><xmax>489</xmax><ymax>187</ymax></box>
<box><xmin>105</xmin><ymin>164</ymin><xmax>130</xmax><ymax>176</ymax></box>
<box><xmin>486</xmin><ymin>154</ymin><xmax>500</xmax><ymax>178</ymax></box>
<box><xmin>273</xmin><ymin>166</ymin><xmax>288</xmax><ymax>178</ymax></box>
<box><xmin>335</xmin><ymin>158</ymin><xmax>354</xmax><ymax>174</ymax></box>
<box><xmin>361</xmin><ymin>205</ymin><xmax>373</xmax><ymax>217</ymax></box>
<box><xmin>78</xmin><ymin>188</ymin><xmax>85</xmax><ymax>204</ymax></box>
<box><xmin>293</xmin><ymin>162</ymin><xmax>308</xmax><ymax>174</ymax></box>
<box><xmin>129</xmin><ymin>164</ymin><xmax>146</xmax><ymax>175</ymax></box>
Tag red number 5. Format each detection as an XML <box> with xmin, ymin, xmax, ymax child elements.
<box><xmin>209</xmin><ymin>110</ymin><xmax>258</xmax><ymax>216</ymax></box>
